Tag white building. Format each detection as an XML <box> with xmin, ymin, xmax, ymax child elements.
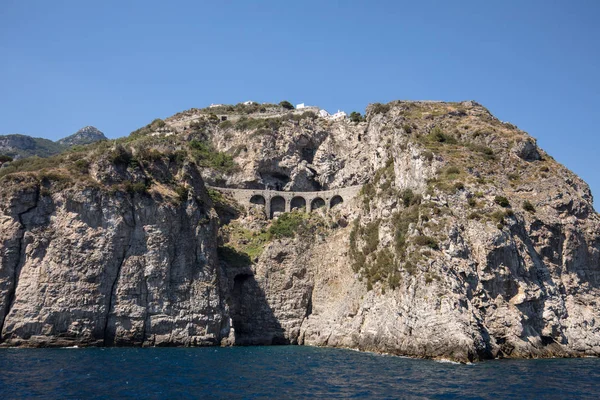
<box><xmin>318</xmin><ymin>109</ymin><xmax>330</xmax><ymax>118</ymax></box>
<box><xmin>330</xmin><ymin>110</ymin><xmax>347</xmax><ymax>120</ymax></box>
<box><xmin>243</xmin><ymin>101</ymin><xmax>256</xmax><ymax>105</ymax></box>
<box><xmin>296</xmin><ymin>103</ymin><xmax>306</xmax><ymax>109</ymax></box>
<box><xmin>209</xmin><ymin>104</ymin><xmax>224</xmax><ymax>108</ymax></box>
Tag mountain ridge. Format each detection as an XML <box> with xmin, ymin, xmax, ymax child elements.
<box><xmin>0</xmin><ymin>100</ymin><xmax>598</xmax><ymax>362</ymax></box>
<box><xmin>0</xmin><ymin>126</ymin><xmax>107</xmax><ymax>160</ymax></box>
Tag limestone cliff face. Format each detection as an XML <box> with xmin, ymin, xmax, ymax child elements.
<box><xmin>1</xmin><ymin>100</ymin><xmax>599</xmax><ymax>362</ymax></box>
<box><xmin>0</xmin><ymin>160</ymin><xmax>228</xmax><ymax>347</ymax></box>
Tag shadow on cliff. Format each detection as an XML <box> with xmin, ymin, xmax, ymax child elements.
<box><xmin>218</xmin><ymin>246</ymin><xmax>288</xmax><ymax>345</ymax></box>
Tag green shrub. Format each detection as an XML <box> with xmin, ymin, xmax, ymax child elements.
<box><xmin>362</xmin><ymin>221</ymin><xmax>380</xmax><ymax>255</ymax></box>
<box><xmin>73</xmin><ymin>159</ymin><xmax>90</xmax><ymax>174</ymax></box>
<box><xmin>468</xmin><ymin>211</ymin><xmax>482</xmax><ymax>220</ymax></box>
<box><xmin>392</xmin><ymin>205</ymin><xmax>420</xmax><ymax>256</ymax></box>
<box><xmin>402</xmin><ymin>124</ymin><xmax>413</xmax><ymax>134</ymax></box>
<box><xmin>189</xmin><ymin>140</ymin><xmax>237</xmax><ymax>173</ymax></box>
<box><xmin>129</xmin><ymin>118</ymin><xmax>167</xmax><ymax>138</ymax></box>
<box><xmin>422</xmin><ymin>150</ymin><xmax>434</xmax><ymax>161</ymax></box>
<box><xmin>218</xmin><ymin>120</ymin><xmax>233</xmax><ymax>129</ymax></box>
<box><xmin>137</xmin><ymin>147</ymin><xmax>164</xmax><ymax>163</ymax></box>
<box><xmin>404</xmin><ymin>261</ymin><xmax>417</xmax><ymax>275</ymax></box>
<box><xmin>494</xmin><ymin>195</ymin><xmax>511</xmax><ymax>208</ymax></box>
<box><xmin>349</xmin><ymin>111</ymin><xmax>365</xmax><ymax>123</ymax></box>
<box><xmin>467</xmin><ymin>144</ymin><xmax>495</xmax><ymax>160</ymax></box>
<box><xmin>468</xmin><ymin>197</ymin><xmax>477</xmax><ymax>207</ymax></box>
<box><xmin>370</xmin><ymin>103</ymin><xmax>390</xmax><ymax>115</ymax></box>
<box><xmin>413</xmin><ymin>235</ymin><xmax>439</xmax><ymax>250</ymax></box>
<box><xmin>268</xmin><ymin>212</ymin><xmax>307</xmax><ymax>239</ymax></box>
<box><xmin>124</xmin><ymin>180</ymin><xmax>150</xmax><ymax>195</ymax></box>
<box><xmin>400</xmin><ymin>188</ymin><xmax>421</xmax><ymax>207</ymax></box>
<box><xmin>429</xmin><ymin>126</ymin><xmax>457</xmax><ymax>144</ymax></box>
<box><xmin>523</xmin><ymin>200</ymin><xmax>536</xmax><ymax>213</ymax></box>
<box><xmin>175</xmin><ymin>185</ymin><xmax>189</xmax><ymax>202</ymax></box>
<box><xmin>454</xmin><ymin>182</ymin><xmax>465</xmax><ymax>191</ymax></box>
<box><xmin>0</xmin><ymin>155</ymin><xmax>13</xmax><ymax>163</ymax></box>
<box><xmin>108</xmin><ymin>146</ymin><xmax>132</xmax><ymax>166</ymax></box>
<box><xmin>207</xmin><ymin>188</ymin><xmax>226</xmax><ymax>205</ymax></box>
<box><xmin>279</xmin><ymin>100</ymin><xmax>294</xmax><ymax>110</ymax></box>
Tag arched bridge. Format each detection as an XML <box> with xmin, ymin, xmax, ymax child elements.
<box><xmin>207</xmin><ymin>185</ymin><xmax>362</xmax><ymax>218</ymax></box>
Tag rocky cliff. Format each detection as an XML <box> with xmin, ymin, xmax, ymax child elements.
<box><xmin>1</xmin><ymin>100</ymin><xmax>599</xmax><ymax>362</ymax></box>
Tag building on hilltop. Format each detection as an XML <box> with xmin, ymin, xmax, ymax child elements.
<box><xmin>318</xmin><ymin>109</ymin><xmax>330</xmax><ymax>118</ymax></box>
<box><xmin>330</xmin><ymin>110</ymin><xmax>347</xmax><ymax>120</ymax></box>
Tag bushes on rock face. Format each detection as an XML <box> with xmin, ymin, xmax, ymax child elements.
<box><xmin>268</xmin><ymin>212</ymin><xmax>306</xmax><ymax>239</ymax></box>
<box><xmin>73</xmin><ymin>159</ymin><xmax>90</xmax><ymax>174</ymax></box>
<box><xmin>349</xmin><ymin>111</ymin><xmax>365</xmax><ymax>123</ymax></box>
<box><xmin>362</xmin><ymin>221</ymin><xmax>380</xmax><ymax>255</ymax></box>
<box><xmin>235</xmin><ymin>117</ymin><xmax>277</xmax><ymax>131</ymax></box>
<box><xmin>413</xmin><ymin>235</ymin><xmax>439</xmax><ymax>250</ymax></box>
<box><xmin>467</xmin><ymin>144</ymin><xmax>495</xmax><ymax>160</ymax></box>
<box><xmin>279</xmin><ymin>100</ymin><xmax>294</xmax><ymax>110</ymax></box>
<box><xmin>392</xmin><ymin>206</ymin><xmax>419</xmax><ymax>255</ymax></box>
<box><xmin>370</xmin><ymin>103</ymin><xmax>390</xmax><ymax>115</ymax></box>
<box><xmin>494</xmin><ymin>195</ymin><xmax>511</xmax><ymax>208</ymax></box>
<box><xmin>523</xmin><ymin>200</ymin><xmax>536</xmax><ymax>213</ymax></box>
<box><xmin>123</xmin><ymin>180</ymin><xmax>150</xmax><ymax>195</ymax></box>
<box><xmin>428</xmin><ymin>126</ymin><xmax>457</xmax><ymax>144</ymax></box>
<box><xmin>218</xmin><ymin>120</ymin><xmax>233</xmax><ymax>129</ymax></box>
<box><xmin>400</xmin><ymin>188</ymin><xmax>422</xmax><ymax>207</ymax></box>
<box><xmin>130</xmin><ymin>118</ymin><xmax>167</xmax><ymax>138</ymax></box>
<box><xmin>0</xmin><ymin>155</ymin><xmax>13</xmax><ymax>163</ymax></box>
<box><xmin>175</xmin><ymin>185</ymin><xmax>189</xmax><ymax>202</ymax></box>
<box><xmin>108</xmin><ymin>145</ymin><xmax>133</xmax><ymax>166</ymax></box>
<box><xmin>189</xmin><ymin>140</ymin><xmax>237</xmax><ymax>173</ymax></box>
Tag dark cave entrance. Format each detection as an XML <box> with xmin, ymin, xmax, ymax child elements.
<box><xmin>261</xmin><ymin>172</ymin><xmax>290</xmax><ymax>191</ymax></box>
<box><xmin>231</xmin><ymin>274</ymin><xmax>252</xmax><ymax>337</ymax></box>
<box><xmin>301</xmin><ymin>147</ymin><xmax>316</xmax><ymax>164</ymax></box>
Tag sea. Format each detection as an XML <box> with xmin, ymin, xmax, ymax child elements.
<box><xmin>0</xmin><ymin>346</ymin><xmax>598</xmax><ymax>399</ymax></box>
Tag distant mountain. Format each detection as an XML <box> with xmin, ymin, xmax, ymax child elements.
<box><xmin>0</xmin><ymin>126</ymin><xmax>107</xmax><ymax>160</ymax></box>
<box><xmin>57</xmin><ymin>126</ymin><xmax>107</xmax><ymax>147</ymax></box>
<box><xmin>0</xmin><ymin>134</ymin><xmax>65</xmax><ymax>159</ymax></box>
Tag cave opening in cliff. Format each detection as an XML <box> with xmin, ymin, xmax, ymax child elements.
<box><xmin>301</xmin><ymin>147</ymin><xmax>316</xmax><ymax>164</ymax></box>
<box><xmin>231</xmin><ymin>273</ymin><xmax>252</xmax><ymax>337</ymax></box>
<box><xmin>260</xmin><ymin>172</ymin><xmax>290</xmax><ymax>191</ymax></box>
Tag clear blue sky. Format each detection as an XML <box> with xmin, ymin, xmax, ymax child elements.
<box><xmin>1</xmin><ymin>1</ymin><xmax>599</xmax><ymax>203</ymax></box>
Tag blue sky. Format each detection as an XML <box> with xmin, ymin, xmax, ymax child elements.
<box><xmin>1</xmin><ymin>1</ymin><xmax>599</xmax><ymax>203</ymax></box>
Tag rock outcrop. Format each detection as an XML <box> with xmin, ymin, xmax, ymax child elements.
<box><xmin>57</xmin><ymin>126</ymin><xmax>107</xmax><ymax>147</ymax></box>
<box><xmin>0</xmin><ymin>100</ymin><xmax>599</xmax><ymax>362</ymax></box>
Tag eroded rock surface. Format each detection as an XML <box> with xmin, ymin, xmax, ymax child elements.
<box><xmin>1</xmin><ymin>100</ymin><xmax>599</xmax><ymax>362</ymax></box>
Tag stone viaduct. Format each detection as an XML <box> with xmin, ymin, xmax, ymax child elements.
<box><xmin>207</xmin><ymin>185</ymin><xmax>362</xmax><ymax>218</ymax></box>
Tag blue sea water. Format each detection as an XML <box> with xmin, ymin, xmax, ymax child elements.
<box><xmin>0</xmin><ymin>346</ymin><xmax>598</xmax><ymax>399</ymax></box>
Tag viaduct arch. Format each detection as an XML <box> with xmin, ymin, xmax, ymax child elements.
<box><xmin>207</xmin><ymin>185</ymin><xmax>362</xmax><ymax>218</ymax></box>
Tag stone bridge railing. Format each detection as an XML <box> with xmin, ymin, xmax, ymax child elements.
<box><xmin>207</xmin><ymin>185</ymin><xmax>362</xmax><ymax>218</ymax></box>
